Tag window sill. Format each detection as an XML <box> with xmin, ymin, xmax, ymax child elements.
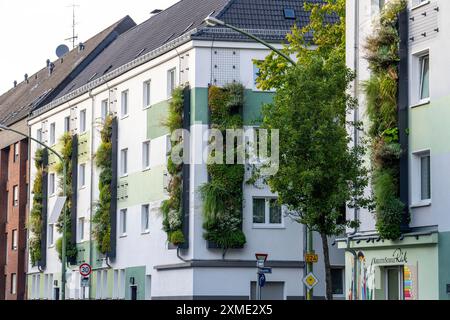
<box><xmin>411</xmin><ymin>0</ymin><xmax>430</xmax><ymax>11</ymax></box>
<box><xmin>143</xmin><ymin>105</ymin><xmax>151</xmax><ymax>110</ymax></box>
<box><xmin>120</xmin><ymin>174</ymin><xmax>129</xmax><ymax>178</ymax></box>
<box><xmin>411</xmin><ymin>99</ymin><xmax>430</xmax><ymax>109</ymax></box>
<box><xmin>142</xmin><ymin>167</ymin><xmax>151</xmax><ymax>173</ymax></box>
<box><xmin>141</xmin><ymin>231</ymin><xmax>150</xmax><ymax>235</ymax></box>
<box><xmin>79</xmin><ymin>186</ymin><xmax>86</xmax><ymax>191</ymax></box>
<box><xmin>48</xmin><ymin>245</ymin><xmax>55</xmax><ymax>249</ymax></box>
<box><xmin>252</xmin><ymin>224</ymin><xmax>285</xmax><ymax>230</ymax></box>
<box><xmin>119</xmin><ymin>234</ymin><xmax>128</xmax><ymax>238</ymax></box>
<box><xmin>120</xmin><ymin>115</ymin><xmax>129</xmax><ymax>120</ymax></box>
<box><xmin>80</xmin><ymin>131</ymin><xmax>88</xmax><ymax>136</ymax></box>
<box><xmin>410</xmin><ymin>200</ymin><xmax>431</xmax><ymax>209</ymax></box>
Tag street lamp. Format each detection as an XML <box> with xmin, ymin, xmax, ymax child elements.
<box><xmin>0</xmin><ymin>124</ymin><xmax>68</xmax><ymax>300</ymax></box>
<box><xmin>204</xmin><ymin>16</ymin><xmax>296</xmax><ymax>66</ymax></box>
<box><xmin>205</xmin><ymin>17</ymin><xmax>317</xmax><ymax>300</ymax></box>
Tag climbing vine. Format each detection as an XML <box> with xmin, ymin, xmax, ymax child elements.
<box><xmin>93</xmin><ymin>114</ymin><xmax>114</xmax><ymax>254</ymax></box>
<box><xmin>200</xmin><ymin>83</ymin><xmax>246</xmax><ymax>253</ymax></box>
<box><xmin>363</xmin><ymin>0</ymin><xmax>408</xmax><ymax>240</ymax></box>
<box><xmin>55</xmin><ymin>133</ymin><xmax>78</xmax><ymax>261</ymax></box>
<box><xmin>29</xmin><ymin>148</ymin><xmax>46</xmax><ymax>266</ymax></box>
<box><xmin>161</xmin><ymin>87</ymin><xmax>185</xmax><ymax>246</ymax></box>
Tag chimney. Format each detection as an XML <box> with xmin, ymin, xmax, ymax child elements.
<box><xmin>13</xmin><ymin>80</ymin><xmax>17</xmax><ymax>88</ymax></box>
<box><xmin>24</xmin><ymin>74</ymin><xmax>28</xmax><ymax>84</ymax></box>
<box><xmin>78</xmin><ymin>42</ymin><xmax>85</xmax><ymax>52</ymax></box>
<box><xmin>48</xmin><ymin>62</ymin><xmax>55</xmax><ymax>76</ymax></box>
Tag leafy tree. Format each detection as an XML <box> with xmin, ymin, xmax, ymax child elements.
<box><xmin>255</xmin><ymin>0</ymin><xmax>369</xmax><ymax>300</ymax></box>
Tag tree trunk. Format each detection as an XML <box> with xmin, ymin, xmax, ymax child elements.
<box><xmin>320</xmin><ymin>232</ymin><xmax>333</xmax><ymax>300</ymax></box>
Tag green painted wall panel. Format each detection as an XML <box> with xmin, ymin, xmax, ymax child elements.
<box><xmin>191</xmin><ymin>87</ymin><xmax>209</xmax><ymax>125</ymax></box>
<box><xmin>439</xmin><ymin>232</ymin><xmax>450</xmax><ymax>300</ymax></box>
<box><xmin>410</xmin><ymin>96</ymin><xmax>450</xmax><ymax>155</ymax></box>
<box><xmin>147</xmin><ymin>100</ymin><xmax>170</xmax><ymax>140</ymax></box>
<box><xmin>117</xmin><ymin>165</ymin><xmax>166</xmax><ymax>209</ymax></box>
<box><xmin>125</xmin><ymin>266</ymin><xmax>146</xmax><ymax>300</ymax></box>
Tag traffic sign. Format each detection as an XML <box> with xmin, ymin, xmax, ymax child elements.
<box><xmin>259</xmin><ymin>267</ymin><xmax>272</xmax><ymax>274</ymax></box>
<box><xmin>81</xmin><ymin>277</ymin><xmax>90</xmax><ymax>287</ymax></box>
<box><xmin>303</xmin><ymin>272</ymin><xmax>319</xmax><ymax>290</ymax></box>
<box><xmin>305</xmin><ymin>254</ymin><xmax>319</xmax><ymax>264</ymax></box>
<box><xmin>258</xmin><ymin>273</ymin><xmax>266</xmax><ymax>288</ymax></box>
<box><xmin>79</xmin><ymin>263</ymin><xmax>92</xmax><ymax>277</ymax></box>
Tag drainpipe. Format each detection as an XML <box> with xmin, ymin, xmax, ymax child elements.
<box><xmin>88</xmin><ymin>89</ymin><xmax>96</xmax><ymax>299</ymax></box>
<box><xmin>345</xmin><ymin>0</ymin><xmax>360</xmax><ymax>301</ymax></box>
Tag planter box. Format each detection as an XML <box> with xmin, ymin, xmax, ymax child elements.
<box><xmin>207</xmin><ymin>241</ymin><xmax>244</xmax><ymax>250</ymax></box>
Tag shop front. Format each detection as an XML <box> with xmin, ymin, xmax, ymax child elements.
<box><xmin>338</xmin><ymin>231</ymin><xmax>439</xmax><ymax>300</ymax></box>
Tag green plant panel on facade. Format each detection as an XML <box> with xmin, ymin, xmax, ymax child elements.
<box><xmin>363</xmin><ymin>0</ymin><xmax>408</xmax><ymax>240</ymax></box>
<box><xmin>161</xmin><ymin>87</ymin><xmax>185</xmax><ymax>246</ymax></box>
<box><xmin>200</xmin><ymin>83</ymin><xmax>247</xmax><ymax>254</ymax></box>
<box><xmin>93</xmin><ymin>115</ymin><xmax>114</xmax><ymax>255</ymax></box>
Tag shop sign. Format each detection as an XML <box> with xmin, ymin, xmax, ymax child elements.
<box><xmin>371</xmin><ymin>248</ymin><xmax>408</xmax><ymax>265</ymax></box>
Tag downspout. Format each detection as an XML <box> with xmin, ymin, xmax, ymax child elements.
<box><xmin>88</xmin><ymin>89</ymin><xmax>96</xmax><ymax>298</ymax></box>
<box><xmin>345</xmin><ymin>0</ymin><xmax>360</xmax><ymax>301</ymax></box>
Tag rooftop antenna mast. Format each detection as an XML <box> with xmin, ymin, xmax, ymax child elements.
<box><xmin>65</xmin><ymin>2</ymin><xmax>79</xmax><ymax>49</ymax></box>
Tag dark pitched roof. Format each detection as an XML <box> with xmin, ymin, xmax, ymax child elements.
<box><xmin>34</xmin><ymin>0</ymin><xmax>333</xmax><ymax>116</ymax></box>
<box><xmin>0</xmin><ymin>16</ymin><xmax>136</xmax><ymax>126</ymax></box>
<box><xmin>193</xmin><ymin>0</ymin><xmax>327</xmax><ymax>42</ymax></box>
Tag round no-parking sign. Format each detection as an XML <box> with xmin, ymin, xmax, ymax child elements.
<box><xmin>79</xmin><ymin>263</ymin><xmax>92</xmax><ymax>277</ymax></box>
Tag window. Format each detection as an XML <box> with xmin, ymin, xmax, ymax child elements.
<box><xmin>80</xmin><ymin>109</ymin><xmax>87</xmax><ymax>133</ymax></box>
<box><xmin>142</xmin><ymin>141</ymin><xmax>151</xmax><ymax>169</ymax></box>
<box><xmin>79</xmin><ymin>164</ymin><xmax>86</xmax><ymax>188</ymax></box>
<box><xmin>253</xmin><ymin>62</ymin><xmax>261</xmax><ymax>88</ymax></box>
<box><xmin>420</xmin><ymin>154</ymin><xmax>431</xmax><ymax>200</ymax></box>
<box><xmin>121</xmin><ymin>90</ymin><xmax>129</xmax><ymax>117</ymax></box>
<box><xmin>13</xmin><ymin>143</ymin><xmax>19</xmax><ymax>162</ymax></box>
<box><xmin>11</xmin><ymin>274</ymin><xmax>17</xmax><ymax>295</ymax></box>
<box><xmin>13</xmin><ymin>185</ymin><xmax>18</xmax><ymax>206</ymax></box>
<box><xmin>48</xmin><ymin>224</ymin><xmax>54</xmax><ymax>247</ymax></box>
<box><xmin>283</xmin><ymin>8</ymin><xmax>295</xmax><ymax>19</ymax></box>
<box><xmin>167</xmin><ymin>68</ymin><xmax>176</xmax><ymax>97</ymax></box>
<box><xmin>101</xmin><ymin>99</ymin><xmax>109</xmax><ymax>120</ymax></box>
<box><xmin>12</xmin><ymin>230</ymin><xmax>18</xmax><ymax>250</ymax></box>
<box><xmin>331</xmin><ymin>268</ymin><xmax>344</xmax><ymax>296</ymax></box>
<box><xmin>37</xmin><ymin>129</ymin><xmax>42</xmax><ymax>143</ymax></box>
<box><xmin>120</xmin><ymin>209</ymin><xmax>127</xmax><ymax>236</ymax></box>
<box><xmin>49</xmin><ymin>122</ymin><xmax>56</xmax><ymax>145</ymax></box>
<box><xmin>143</xmin><ymin>80</ymin><xmax>151</xmax><ymax>108</ymax></box>
<box><xmin>253</xmin><ymin>198</ymin><xmax>283</xmax><ymax>227</ymax></box>
<box><xmin>141</xmin><ymin>204</ymin><xmax>150</xmax><ymax>233</ymax></box>
<box><xmin>78</xmin><ymin>218</ymin><xmax>85</xmax><ymax>241</ymax></box>
<box><xmin>64</xmin><ymin>116</ymin><xmax>70</xmax><ymax>133</ymax></box>
<box><xmin>419</xmin><ymin>54</ymin><xmax>430</xmax><ymax>100</ymax></box>
<box><xmin>49</xmin><ymin>173</ymin><xmax>56</xmax><ymax>196</ymax></box>
<box><xmin>120</xmin><ymin>149</ymin><xmax>128</xmax><ymax>176</ymax></box>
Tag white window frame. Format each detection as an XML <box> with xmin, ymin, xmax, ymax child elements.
<box><xmin>37</xmin><ymin>129</ymin><xmax>42</xmax><ymax>143</ymax></box>
<box><xmin>252</xmin><ymin>197</ymin><xmax>284</xmax><ymax>229</ymax></box>
<box><xmin>12</xmin><ymin>229</ymin><xmax>18</xmax><ymax>250</ymax></box>
<box><xmin>13</xmin><ymin>185</ymin><xmax>19</xmax><ymax>206</ymax></box>
<box><xmin>79</xmin><ymin>163</ymin><xmax>86</xmax><ymax>188</ymax></box>
<box><xmin>49</xmin><ymin>173</ymin><xmax>56</xmax><ymax>196</ymax></box>
<box><xmin>120</xmin><ymin>209</ymin><xmax>127</xmax><ymax>237</ymax></box>
<box><xmin>78</xmin><ymin>217</ymin><xmax>85</xmax><ymax>242</ymax></box>
<box><xmin>142</xmin><ymin>140</ymin><xmax>151</xmax><ymax>170</ymax></box>
<box><xmin>411</xmin><ymin>149</ymin><xmax>432</xmax><ymax>207</ymax></box>
<box><xmin>80</xmin><ymin>109</ymin><xmax>87</xmax><ymax>133</ymax></box>
<box><xmin>419</xmin><ymin>54</ymin><xmax>430</xmax><ymax>102</ymax></box>
<box><xmin>13</xmin><ymin>142</ymin><xmax>19</xmax><ymax>162</ymax></box>
<box><xmin>141</xmin><ymin>204</ymin><xmax>150</xmax><ymax>234</ymax></box>
<box><xmin>121</xmin><ymin>90</ymin><xmax>129</xmax><ymax>118</ymax></box>
<box><xmin>11</xmin><ymin>273</ymin><xmax>17</xmax><ymax>295</ymax></box>
<box><xmin>49</xmin><ymin>122</ymin><xmax>56</xmax><ymax>146</ymax></box>
<box><xmin>143</xmin><ymin>80</ymin><xmax>151</xmax><ymax>109</ymax></box>
<box><xmin>101</xmin><ymin>99</ymin><xmax>109</xmax><ymax>120</ymax></box>
<box><xmin>64</xmin><ymin>116</ymin><xmax>70</xmax><ymax>133</ymax></box>
<box><xmin>48</xmin><ymin>224</ymin><xmax>54</xmax><ymax>247</ymax></box>
<box><xmin>331</xmin><ymin>267</ymin><xmax>345</xmax><ymax>299</ymax></box>
<box><xmin>167</xmin><ymin>68</ymin><xmax>176</xmax><ymax>98</ymax></box>
<box><xmin>120</xmin><ymin>148</ymin><xmax>128</xmax><ymax>176</ymax></box>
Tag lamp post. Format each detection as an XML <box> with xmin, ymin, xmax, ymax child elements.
<box><xmin>0</xmin><ymin>124</ymin><xmax>68</xmax><ymax>300</ymax></box>
<box><xmin>204</xmin><ymin>17</ymin><xmax>315</xmax><ymax>300</ymax></box>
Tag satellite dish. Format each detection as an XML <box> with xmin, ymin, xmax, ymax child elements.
<box><xmin>56</xmin><ymin>44</ymin><xmax>70</xmax><ymax>58</ymax></box>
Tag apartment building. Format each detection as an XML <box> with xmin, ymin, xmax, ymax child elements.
<box><xmin>26</xmin><ymin>0</ymin><xmax>345</xmax><ymax>300</ymax></box>
<box><xmin>341</xmin><ymin>0</ymin><xmax>450</xmax><ymax>300</ymax></box>
<box><xmin>0</xmin><ymin>17</ymin><xmax>136</xmax><ymax>300</ymax></box>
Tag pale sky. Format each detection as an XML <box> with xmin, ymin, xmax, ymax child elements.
<box><xmin>0</xmin><ymin>0</ymin><xmax>179</xmax><ymax>94</ymax></box>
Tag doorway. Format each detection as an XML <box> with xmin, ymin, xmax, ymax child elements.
<box><xmin>384</xmin><ymin>267</ymin><xmax>404</xmax><ymax>300</ymax></box>
<box><xmin>130</xmin><ymin>285</ymin><xmax>138</xmax><ymax>300</ymax></box>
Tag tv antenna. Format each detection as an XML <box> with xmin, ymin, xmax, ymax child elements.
<box><xmin>65</xmin><ymin>2</ymin><xmax>79</xmax><ymax>49</ymax></box>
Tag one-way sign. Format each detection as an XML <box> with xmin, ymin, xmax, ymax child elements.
<box><xmin>259</xmin><ymin>267</ymin><xmax>272</xmax><ymax>274</ymax></box>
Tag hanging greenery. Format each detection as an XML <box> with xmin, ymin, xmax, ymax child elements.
<box><xmin>161</xmin><ymin>87</ymin><xmax>186</xmax><ymax>246</ymax></box>
<box><xmin>93</xmin><ymin>114</ymin><xmax>114</xmax><ymax>254</ymax></box>
<box><xmin>200</xmin><ymin>83</ymin><xmax>246</xmax><ymax>253</ymax></box>
<box><xmin>55</xmin><ymin>133</ymin><xmax>78</xmax><ymax>261</ymax></box>
<box><xmin>363</xmin><ymin>0</ymin><xmax>408</xmax><ymax>240</ymax></box>
<box><xmin>29</xmin><ymin>148</ymin><xmax>46</xmax><ymax>266</ymax></box>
